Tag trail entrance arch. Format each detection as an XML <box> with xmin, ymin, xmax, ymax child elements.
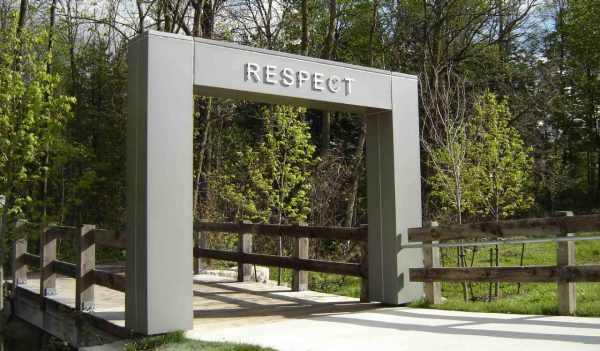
<box><xmin>126</xmin><ymin>30</ymin><xmax>423</xmax><ymax>335</ymax></box>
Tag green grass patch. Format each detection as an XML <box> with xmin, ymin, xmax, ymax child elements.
<box><xmin>265</xmin><ymin>267</ymin><xmax>362</xmax><ymax>298</ymax></box>
<box><xmin>121</xmin><ymin>332</ymin><xmax>276</xmax><ymax>351</ymax></box>
<box><xmin>409</xmin><ymin>238</ymin><xmax>600</xmax><ymax>316</ymax></box>
<box><xmin>201</xmin><ymin>234</ymin><xmax>600</xmax><ymax>317</ymax></box>
<box><xmin>154</xmin><ymin>341</ymin><xmax>276</xmax><ymax>351</ymax></box>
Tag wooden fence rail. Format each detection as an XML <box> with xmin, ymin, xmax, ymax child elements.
<box><xmin>407</xmin><ymin>211</ymin><xmax>600</xmax><ymax>315</ymax></box>
<box><xmin>194</xmin><ymin>221</ymin><xmax>368</xmax><ymax>241</ymax></box>
<box><xmin>11</xmin><ymin>219</ymin><xmax>370</xmax><ymax>310</ymax></box>
<box><xmin>194</xmin><ymin>248</ymin><xmax>364</xmax><ymax>277</ymax></box>
<box><xmin>411</xmin><ymin>265</ymin><xmax>600</xmax><ymax>283</ymax></box>
<box><xmin>408</xmin><ymin>213</ymin><xmax>600</xmax><ymax>242</ymax></box>
<box><xmin>193</xmin><ymin>220</ymin><xmax>369</xmax><ymax>302</ymax></box>
<box><xmin>11</xmin><ymin>221</ymin><xmax>126</xmax><ymax>312</ymax></box>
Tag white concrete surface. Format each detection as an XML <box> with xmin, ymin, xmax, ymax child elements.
<box><xmin>127</xmin><ymin>32</ymin><xmax>423</xmax><ymax>333</ymax></box>
<box><xmin>188</xmin><ymin>307</ymin><xmax>600</xmax><ymax>351</ymax></box>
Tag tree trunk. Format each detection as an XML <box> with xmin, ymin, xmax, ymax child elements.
<box><xmin>136</xmin><ymin>0</ymin><xmax>145</xmax><ymax>34</ymax></box>
<box><xmin>343</xmin><ymin>122</ymin><xmax>366</xmax><ymax>227</ymax></box>
<box><xmin>320</xmin><ymin>111</ymin><xmax>331</xmax><ymax>155</ymax></box>
<box><xmin>201</xmin><ymin>0</ymin><xmax>215</xmax><ymax>39</ymax></box>
<box><xmin>42</xmin><ymin>0</ymin><xmax>58</xmax><ymax>222</ymax></box>
<box><xmin>193</xmin><ymin>98</ymin><xmax>212</xmax><ymax>217</ymax></box>
<box><xmin>17</xmin><ymin>0</ymin><xmax>27</xmax><ymax>35</ymax></box>
<box><xmin>319</xmin><ymin>0</ymin><xmax>336</xmax><ymax>156</ymax></box>
<box><xmin>343</xmin><ymin>1</ymin><xmax>376</xmax><ymax>227</ymax></box>
<box><xmin>13</xmin><ymin>0</ymin><xmax>28</xmax><ymax>70</ymax></box>
<box><xmin>300</xmin><ymin>0</ymin><xmax>308</xmax><ymax>56</ymax></box>
<box><xmin>192</xmin><ymin>0</ymin><xmax>205</xmax><ymax>37</ymax></box>
<box><xmin>367</xmin><ymin>0</ymin><xmax>379</xmax><ymax>67</ymax></box>
<box><xmin>163</xmin><ymin>0</ymin><xmax>173</xmax><ymax>32</ymax></box>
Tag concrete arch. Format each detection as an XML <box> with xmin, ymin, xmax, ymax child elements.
<box><xmin>126</xmin><ymin>30</ymin><xmax>423</xmax><ymax>335</ymax></box>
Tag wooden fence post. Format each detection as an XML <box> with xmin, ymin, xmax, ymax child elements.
<box><xmin>76</xmin><ymin>224</ymin><xmax>95</xmax><ymax>311</ymax></box>
<box><xmin>40</xmin><ymin>225</ymin><xmax>57</xmax><ymax>296</ymax></box>
<box><xmin>360</xmin><ymin>224</ymin><xmax>369</xmax><ymax>302</ymax></box>
<box><xmin>292</xmin><ymin>222</ymin><xmax>309</xmax><ymax>292</ymax></box>
<box><xmin>12</xmin><ymin>220</ymin><xmax>28</xmax><ymax>286</ymax></box>
<box><xmin>423</xmin><ymin>221</ymin><xmax>442</xmax><ymax>304</ymax></box>
<box><xmin>193</xmin><ymin>231</ymin><xmax>201</xmax><ymax>274</ymax></box>
<box><xmin>194</xmin><ymin>220</ymin><xmax>210</xmax><ymax>274</ymax></box>
<box><xmin>555</xmin><ymin>211</ymin><xmax>576</xmax><ymax>315</ymax></box>
<box><xmin>238</xmin><ymin>220</ymin><xmax>253</xmax><ymax>282</ymax></box>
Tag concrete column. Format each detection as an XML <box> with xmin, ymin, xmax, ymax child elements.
<box><xmin>365</xmin><ymin>74</ymin><xmax>423</xmax><ymax>305</ymax></box>
<box><xmin>126</xmin><ymin>31</ymin><xmax>194</xmax><ymax>334</ymax></box>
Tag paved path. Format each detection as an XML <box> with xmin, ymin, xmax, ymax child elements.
<box><xmin>188</xmin><ymin>307</ymin><xmax>600</xmax><ymax>351</ymax></box>
<box><xmin>16</xmin><ymin>273</ymin><xmax>600</xmax><ymax>350</ymax></box>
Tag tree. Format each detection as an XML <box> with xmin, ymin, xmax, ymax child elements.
<box><xmin>424</xmin><ymin>72</ymin><xmax>474</xmax><ymax>225</ymax></box>
<box><xmin>212</xmin><ymin>104</ymin><xmax>316</xmax><ymax>284</ymax></box>
<box><xmin>468</xmin><ymin>93</ymin><xmax>534</xmax><ymax>221</ymax></box>
<box><xmin>561</xmin><ymin>0</ymin><xmax>600</xmax><ymax>202</ymax></box>
<box><xmin>0</xmin><ymin>11</ymin><xmax>74</xmax><ymax>325</ymax></box>
<box><xmin>216</xmin><ymin>105</ymin><xmax>316</xmax><ymax>224</ymax></box>
<box><xmin>468</xmin><ymin>92</ymin><xmax>533</xmax><ymax>298</ymax></box>
<box><xmin>423</xmin><ymin>70</ymin><xmax>474</xmax><ymax>301</ymax></box>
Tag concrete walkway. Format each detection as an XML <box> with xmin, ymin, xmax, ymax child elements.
<box><xmin>188</xmin><ymin>307</ymin><xmax>600</xmax><ymax>351</ymax></box>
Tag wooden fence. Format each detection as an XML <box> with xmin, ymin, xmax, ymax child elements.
<box><xmin>408</xmin><ymin>211</ymin><xmax>600</xmax><ymax>315</ymax></box>
<box><xmin>193</xmin><ymin>220</ymin><xmax>369</xmax><ymax>302</ymax></box>
<box><xmin>11</xmin><ymin>219</ymin><xmax>369</xmax><ymax>308</ymax></box>
<box><xmin>11</xmin><ymin>220</ymin><xmax>126</xmax><ymax>312</ymax></box>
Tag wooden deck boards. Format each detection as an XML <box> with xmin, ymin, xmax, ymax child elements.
<box><xmin>14</xmin><ymin>273</ymin><xmax>374</xmax><ymax>333</ymax></box>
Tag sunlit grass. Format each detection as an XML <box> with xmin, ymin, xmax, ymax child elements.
<box><xmin>409</xmin><ymin>237</ymin><xmax>600</xmax><ymax>316</ymax></box>
<box><xmin>121</xmin><ymin>332</ymin><xmax>276</xmax><ymax>351</ymax></box>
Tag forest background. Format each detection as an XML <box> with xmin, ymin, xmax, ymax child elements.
<box><xmin>0</xmin><ymin>0</ymin><xmax>599</xmax><ymax>301</ymax></box>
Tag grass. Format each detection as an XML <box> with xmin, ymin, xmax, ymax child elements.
<box><xmin>265</xmin><ymin>266</ymin><xmax>363</xmax><ymax>298</ymax></box>
<box><xmin>203</xmin><ymin>232</ymin><xmax>600</xmax><ymax>317</ymax></box>
<box><xmin>409</xmin><ymin>236</ymin><xmax>600</xmax><ymax>316</ymax></box>
<box><xmin>121</xmin><ymin>332</ymin><xmax>276</xmax><ymax>351</ymax></box>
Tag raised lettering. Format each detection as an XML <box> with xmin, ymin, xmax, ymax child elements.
<box><xmin>281</xmin><ymin>68</ymin><xmax>295</xmax><ymax>87</ymax></box>
<box><xmin>245</xmin><ymin>63</ymin><xmax>354</xmax><ymax>94</ymax></box>
<box><xmin>245</xmin><ymin>62</ymin><xmax>261</xmax><ymax>82</ymax></box>
<box><xmin>264</xmin><ymin>65</ymin><xmax>277</xmax><ymax>84</ymax></box>
<box><xmin>297</xmin><ymin>70</ymin><xmax>309</xmax><ymax>88</ymax></box>
<box><xmin>312</xmin><ymin>73</ymin><xmax>324</xmax><ymax>91</ymax></box>
<box><xmin>327</xmin><ymin>76</ymin><xmax>340</xmax><ymax>93</ymax></box>
<box><xmin>343</xmin><ymin>77</ymin><xmax>354</xmax><ymax>95</ymax></box>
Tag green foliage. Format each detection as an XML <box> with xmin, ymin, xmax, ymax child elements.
<box><xmin>122</xmin><ymin>332</ymin><xmax>187</xmax><ymax>351</ymax></box>
<box><xmin>121</xmin><ymin>332</ymin><xmax>276</xmax><ymax>351</ymax></box>
<box><xmin>42</xmin><ymin>336</ymin><xmax>72</xmax><ymax>351</ymax></box>
<box><xmin>156</xmin><ymin>342</ymin><xmax>275</xmax><ymax>351</ymax></box>
<box><xmin>539</xmin><ymin>0</ymin><xmax>600</xmax><ymax>211</ymax></box>
<box><xmin>52</xmin><ymin>37</ymin><xmax>128</xmax><ymax>228</ymax></box>
<box><xmin>0</xmin><ymin>13</ymin><xmax>74</xmax><ymax>220</ymax></box>
<box><xmin>467</xmin><ymin>93</ymin><xmax>534</xmax><ymax>220</ymax></box>
<box><xmin>428</xmin><ymin>92</ymin><xmax>534</xmax><ymax>222</ymax></box>
<box><xmin>427</xmin><ymin>117</ymin><xmax>477</xmax><ymax>223</ymax></box>
<box><xmin>215</xmin><ymin>105</ymin><xmax>317</xmax><ymax>224</ymax></box>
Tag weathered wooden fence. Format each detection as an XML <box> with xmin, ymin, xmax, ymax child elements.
<box><xmin>408</xmin><ymin>211</ymin><xmax>600</xmax><ymax>315</ymax></box>
<box><xmin>193</xmin><ymin>220</ymin><xmax>369</xmax><ymax>302</ymax></box>
<box><xmin>11</xmin><ymin>219</ymin><xmax>369</xmax><ymax>306</ymax></box>
<box><xmin>11</xmin><ymin>220</ymin><xmax>126</xmax><ymax>312</ymax></box>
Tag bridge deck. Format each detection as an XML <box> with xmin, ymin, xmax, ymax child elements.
<box><xmin>15</xmin><ymin>273</ymin><xmax>373</xmax><ymax>333</ymax></box>
<box><xmin>11</xmin><ymin>274</ymin><xmax>600</xmax><ymax>350</ymax></box>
